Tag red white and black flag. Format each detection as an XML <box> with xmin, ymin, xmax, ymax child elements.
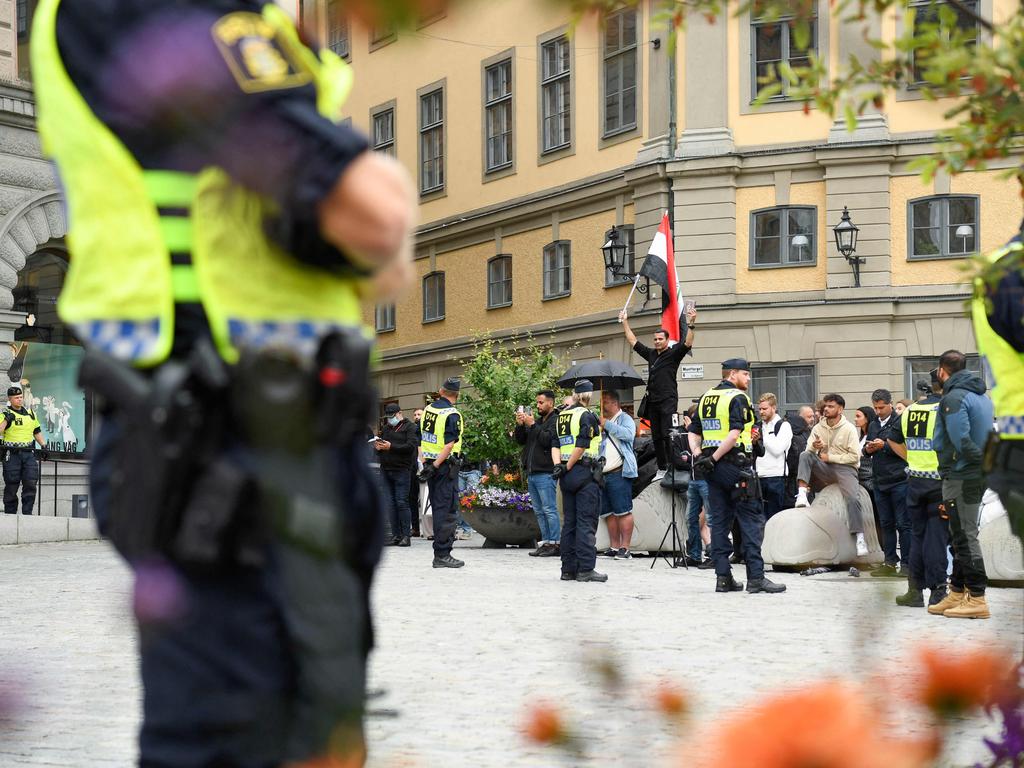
<box><xmin>637</xmin><ymin>212</ymin><xmax>683</xmax><ymax>342</ymax></box>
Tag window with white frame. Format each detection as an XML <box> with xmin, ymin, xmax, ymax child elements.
<box><xmin>603</xmin><ymin>9</ymin><xmax>638</xmax><ymax>136</ymax></box>
<box><xmin>752</xmin><ymin>365</ymin><xmax>816</xmax><ymax>415</ymax></box>
<box><xmin>484</xmin><ymin>59</ymin><xmax>513</xmax><ymax>172</ymax></box>
<box><xmin>751</xmin><ymin>206</ymin><xmax>816</xmax><ymax>267</ymax></box>
<box><xmin>542</xmin><ymin>241</ymin><xmax>571</xmax><ymax>299</ymax></box>
<box><xmin>540</xmin><ymin>36</ymin><xmax>571</xmax><ymax>152</ymax></box>
<box><xmin>423</xmin><ymin>272</ymin><xmax>445</xmax><ymax>322</ymax></box>
<box><xmin>326</xmin><ymin>0</ymin><xmax>350</xmax><ymax>59</ymax></box>
<box><xmin>908</xmin><ymin>195</ymin><xmax>978</xmax><ymax>259</ymax></box>
<box><xmin>375</xmin><ymin>303</ymin><xmax>396</xmax><ymax>332</ymax></box>
<box><xmin>373</xmin><ymin>108</ymin><xmax>395</xmax><ymax>156</ymax></box>
<box><xmin>751</xmin><ymin>12</ymin><xmax>817</xmax><ymax>100</ymax></box>
<box><xmin>419</xmin><ymin>89</ymin><xmax>444</xmax><ymax>194</ymax></box>
<box><xmin>487</xmin><ymin>255</ymin><xmax>513</xmax><ymax>308</ymax></box>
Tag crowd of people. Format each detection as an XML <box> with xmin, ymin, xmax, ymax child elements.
<box><xmin>373</xmin><ymin>309</ymin><xmax>1001</xmax><ymax>617</ymax></box>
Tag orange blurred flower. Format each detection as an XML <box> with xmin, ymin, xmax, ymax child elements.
<box><xmin>917</xmin><ymin>646</ymin><xmax>1017</xmax><ymax>718</ymax></box>
<box><xmin>523</xmin><ymin>703</ymin><xmax>566</xmax><ymax>745</ymax></box>
<box><xmin>503</xmin><ymin>473</ymin><xmax>517</xmax><ymax>483</ymax></box>
<box><xmin>654</xmin><ymin>683</ymin><xmax>689</xmax><ymax>718</ymax></box>
<box><xmin>693</xmin><ymin>683</ymin><xmax>938</xmax><ymax>768</ymax></box>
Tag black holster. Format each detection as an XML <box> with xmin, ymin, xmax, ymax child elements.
<box><xmin>733</xmin><ymin>468</ymin><xmax>761</xmax><ymax>503</ymax></box>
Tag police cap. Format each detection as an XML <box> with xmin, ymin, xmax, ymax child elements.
<box><xmin>441</xmin><ymin>377</ymin><xmax>462</xmax><ymax>392</ymax></box>
<box><xmin>7</xmin><ymin>386</ymin><xmax>22</xmax><ymax>396</ymax></box>
<box><xmin>384</xmin><ymin>403</ymin><xmax>401</xmax><ymax>416</ymax></box>
<box><xmin>721</xmin><ymin>358</ymin><xmax>751</xmax><ymax>371</ymax></box>
<box><xmin>573</xmin><ymin>379</ymin><xmax>594</xmax><ymax>394</ymax></box>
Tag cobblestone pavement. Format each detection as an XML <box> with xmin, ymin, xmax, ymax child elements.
<box><xmin>1</xmin><ymin>539</ymin><xmax>1021</xmax><ymax>766</ymax></box>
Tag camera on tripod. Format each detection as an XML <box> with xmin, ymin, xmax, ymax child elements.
<box><xmin>661</xmin><ymin>427</ymin><xmax>692</xmax><ymax>491</ymax></box>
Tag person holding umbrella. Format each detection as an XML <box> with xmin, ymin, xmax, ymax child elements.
<box><xmin>550</xmin><ymin>380</ymin><xmax>607</xmax><ymax>583</ymax></box>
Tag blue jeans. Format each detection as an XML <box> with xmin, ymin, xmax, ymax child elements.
<box><xmin>527</xmin><ymin>473</ymin><xmax>560</xmax><ymax>542</ymax></box>
<box><xmin>382</xmin><ymin>469</ymin><xmax>412</xmax><ymax>540</ymax></box>
<box><xmin>686</xmin><ymin>479</ymin><xmax>711</xmax><ymax>561</ymax></box>
<box><xmin>761</xmin><ymin>476</ymin><xmax>787</xmax><ymax>521</ymax></box>
<box><xmin>874</xmin><ymin>481</ymin><xmax>910</xmax><ymax>566</ymax></box>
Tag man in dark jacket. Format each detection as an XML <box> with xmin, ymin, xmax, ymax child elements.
<box><xmin>514</xmin><ymin>390</ymin><xmax>560</xmax><ymax>556</ymax></box>
<box><xmin>376</xmin><ymin>404</ymin><xmax>418</xmax><ymax>547</ymax></box>
<box><xmin>864</xmin><ymin>388</ymin><xmax>910</xmax><ymax>577</ymax></box>
<box><xmin>930</xmin><ymin>350</ymin><xmax>994</xmax><ymax>619</ymax></box>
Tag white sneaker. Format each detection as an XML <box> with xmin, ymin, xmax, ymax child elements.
<box><xmin>855</xmin><ymin>532</ymin><xmax>868</xmax><ymax>557</ymax></box>
<box><xmin>794</xmin><ymin>490</ymin><xmax>809</xmax><ymax>508</ymax></box>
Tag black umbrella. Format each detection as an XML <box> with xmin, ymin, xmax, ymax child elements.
<box><xmin>557</xmin><ymin>359</ymin><xmax>644</xmax><ymax>391</ymax></box>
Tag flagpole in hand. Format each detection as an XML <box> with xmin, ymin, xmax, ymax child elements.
<box><xmin>618</xmin><ymin>275</ymin><xmax>642</xmax><ymax>322</ymax></box>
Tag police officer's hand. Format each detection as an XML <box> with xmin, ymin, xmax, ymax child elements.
<box><xmin>693</xmin><ymin>454</ymin><xmax>717</xmax><ymax>475</ymax></box>
<box><xmin>318</xmin><ymin>153</ymin><xmax>415</xmax><ymax>274</ymax></box>
<box><xmin>417</xmin><ymin>463</ymin><xmax>437</xmax><ymax>482</ymax></box>
<box><xmin>552</xmin><ymin>464</ymin><xmax>566</xmax><ymax>481</ymax></box>
<box><xmin>39</xmin><ymin>449</ymin><xmax>50</xmax><ymax>461</ymax></box>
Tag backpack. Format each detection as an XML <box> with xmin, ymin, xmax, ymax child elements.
<box><xmin>782</xmin><ymin>419</ymin><xmax>808</xmax><ymax>497</ymax></box>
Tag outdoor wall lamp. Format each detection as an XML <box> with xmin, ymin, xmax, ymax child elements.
<box><xmin>602</xmin><ymin>226</ymin><xmax>648</xmax><ymax>293</ymax></box>
<box><xmin>833</xmin><ymin>206</ymin><xmax>864</xmax><ymax>288</ymax></box>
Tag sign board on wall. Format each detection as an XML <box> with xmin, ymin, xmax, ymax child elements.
<box><xmin>10</xmin><ymin>343</ymin><xmax>87</xmax><ymax>455</ymax></box>
<box><xmin>679</xmin><ymin>364</ymin><xmax>705</xmax><ymax>380</ymax></box>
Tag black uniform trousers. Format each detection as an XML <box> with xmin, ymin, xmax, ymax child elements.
<box><xmin>649</xmin><ymin>399</ymin><xmax>678</xmax><ymax>470</ymax></box>
<box><xmin>706</xmin><ymin>457</ymin><xmax>766</xmax><ymax>580</ymax></box>
<box><xmin>3</xmin><ymin>450</ymin><xmax>39</xmax><ymax>515</ymax></box>
<box><xmin>987</xmin><ymin>440</ymin><xmax>1024</xmax><ymax>543</ymax></box>
<box><xmin>90</xmin><ymin>417</ymin><xmax>383</xmax><ymax>767</ymax></box>
<box><xmin>905</xmin><ymin>478</ymin><xmax>948</xmax><ymax>591</ymax></box>
<box><xmin>428</xmin><ymin>466</ymin><xmax>458</xmax><ymax>557</ymax></box>
<box><xmin>559</xmin><ymin>464</ymin><xmax>600</xmax><ymax>575</ymax></box>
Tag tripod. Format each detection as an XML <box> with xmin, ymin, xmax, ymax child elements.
<box><xmin>651</xmin><ymin>468</ymin><xmax>689</xmax><ymax>570</ymax></box>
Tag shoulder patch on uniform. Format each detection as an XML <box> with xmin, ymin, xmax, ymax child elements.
<box><xmin>212</xmin><ymin>12</ymin><xmax>313</xmax><ymax>94</ymax></box>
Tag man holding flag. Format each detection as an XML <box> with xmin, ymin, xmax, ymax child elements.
<box><xmin>619</xmin><ymin>212</ymin><xmax>697</xmax><ymax>474</ymax></box>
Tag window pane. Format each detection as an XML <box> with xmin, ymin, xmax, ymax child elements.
<box><xmin>623</xmin><ymin>11</ymin><xmax>637</xmax><ymax>46</ymax></box>
<box><xmin>789</xmin><ymin>208</ymin><xmax>814</xmax><ymax>235</ymax></box>
<box><xmin>912</xmin><ymin>227</ymin><xmax>941</xmax><ymax>257</ymax></box>
<box><xmin>948</xmin><ymin>224</ymin><xmax>975</xmax><ymax>254</ymax></box>
<box><xmin>784</xmin><ymin>367</ymin><xmax>814</xmax><ymax>406</ymax></box>
<box><xmin>948</xmin><ymin>197</ymin><xmax>976</xmax><ymax>226</ymax></box>
<box><xmin>752</xmin><ymin>369</ymin><xmax>781</xmax><ymax>403</ymax></box>
<box><xmin>755</xmin><ymin>25</ymin><xmax>782</xmax><ymax>63</ymax></box>
<box><xmin>605</xmin><ymin>15</ymin><xmax>620</xmax><ymax>51</ymax></box>
<box><xmin>755</xmin><ymin>211</ymin><xmax>781</xmax><ymax>238</ymax></box>
<box><xmin>912</xmin><ymin>201</ymin><xmax>938</xmax><ymax>229</ymax></box>
<box><xmin>755</xmin><ymin>237</ymin><xmax>781</xmax><ymax>265</ymax></box>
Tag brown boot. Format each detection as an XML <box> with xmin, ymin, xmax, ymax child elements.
<box><xmin>927</xmin><ymin>587</ymin><xmax>964</xmax><ymax>615</ymax></box>
<box><xmin>944</xmin><ymin>591</ymin><xmax>990</xmax><ymax>619</ymax></box>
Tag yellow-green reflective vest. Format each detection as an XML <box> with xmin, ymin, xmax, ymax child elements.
<box><xmin>555</xmin><ymin>406</ymin><xmax>600</xmax><ymax>462</ymax></box>
<box><xmin>972</xmin><ymin>241</ymin><xmax>1024</xmax><ymax>439</ymax></box>
<box><xmin>2</xmin><ymin>408</ymin><xmax>40</xmax><ymax>447</ymax></box>
<box><xmin>420</xmin><ymin>404</ymin><xmax>463</xmax><ymax>460</ymax></box>
<box><xmin>31</xmin><ymin>0</ymin><xmax>364</xmax><ymax>367</ymax></box>
<box><xmin>698</xmin><ymin>387</ymin><xmax>753</xmax><ymax>453</ymax></box>
<box><xmin>901</xmin><ymin>400</ymin><xmax>941</xmax><ymax>479</ymax></box>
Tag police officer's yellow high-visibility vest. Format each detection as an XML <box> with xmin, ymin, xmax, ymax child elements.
<box><xmin>698</xmin><ymin>387</ymin><xmax>754</xmax><ymax>453</ymax></box>
<box><xmin>556</xmin><ymin>406</ymin><xmax>600</xmax><ymax>462</ymax></box>
<box><xmin>901</xmin><ymin>400</ymin><xmax>941</xmax><ymax>479</ymax></box>
<box><xmin>32</xmin><ymin>0</ymin><xmax>364</xmax><ymax>366</ymax></box>
<box><xmin>420</xmin><ymin>404</ymin><xmax>463</xmax><ymax>461</ymax></box>
<box><xmin>2</xmin><ymin>408</ymin><xmax>40</xmax><ymax>447</ymax></box>
<box><xmin>972</xmin><ymin>240</ymin><xmax>1024</xmax><ymax>440</ymax></box>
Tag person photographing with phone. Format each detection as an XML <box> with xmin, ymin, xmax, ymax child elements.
<box><xmin>513</xmin><ymin>390</ymin><xmax>560</xmax><ymax>557</ymax></box>
<box><xmin>376</xmin><ymin>404</ymin><xmax>417</xmax><ymax>548</ymax></box>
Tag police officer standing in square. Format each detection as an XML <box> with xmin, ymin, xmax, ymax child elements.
<box><xmin>419</xmin><ymin>378</ymin><xmax>466</xmax><ymax>569</ymax></box>
<box><xmin>550</xmin><ymin>379</ymin><xmax>607</xmax><ymax>583</ymax></box>
<box><xmin>689</xmin><ymin>360</ymin><xmax>786</xmax><ymax>594</ymax></box>
<box><xmin>1</xmin><ymin>386</ymin><xmax>47</xmax><ymax>515</ymax></box>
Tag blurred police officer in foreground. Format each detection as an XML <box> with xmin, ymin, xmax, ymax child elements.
<box><xmin>972</xmin><ymin>231</ymin><xmax>1024</xmax><ymax>544</ymax></box>
<box><xmin>689</xmin><ymin>359</ymin><xmax>786</xmax><ymax>594</ymax></box>
<box><xmin>32</xmin><ymin>0</ymin><xmax>415</xmax><ymax>764</ymax></box>
<box><xmin>551</xmin><ymin>379</ymin><xmax>607</xmax><ymax>583</ymax></box>
<box><xmin>0</xmin><ymin>386</ymin><xmax>48</xmax><ymax>515</ymax></box>
<box><xmin>887</xmin><ymin>370</ymin><xmax>949</xmax><ymax>609</ymax></box>
<box><xmin>419</xmin><ymin>378</ymin><xmax>466</xmax><ymax>569</ymax></box>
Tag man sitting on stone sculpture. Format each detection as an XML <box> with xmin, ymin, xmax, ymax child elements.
<box><xmin>794</xmin><ymin>393</ymin><xmax>869</xmax><ymax>557</ymax></box>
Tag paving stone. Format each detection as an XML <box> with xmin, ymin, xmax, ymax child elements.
<box><xmin>0</xmin><ymin>539</ymin><xmax>1021</xmax><ymax>766</ymax></box>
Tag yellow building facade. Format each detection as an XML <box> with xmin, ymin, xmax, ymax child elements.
<box><xmin>308</xmin><ymin>0</ymin><xmax>1019</xmax><ymax>417</ymax></box>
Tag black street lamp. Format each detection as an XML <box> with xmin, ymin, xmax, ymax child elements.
<box><xmin>601</xmin><ymin>226</ymin><xmax>648</xmax><ymax>293</ymax></box>
<box><xmin>833</xmin><ymin>206</ymin><xmax>864</xmax><ymax>288</ymax></box>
